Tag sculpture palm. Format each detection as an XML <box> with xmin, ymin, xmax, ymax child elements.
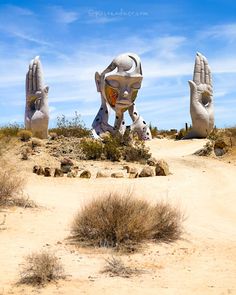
<box><xmin>25</xmin><ymin>56</ymin><xmax>49</xmax><ymax>139</ymax></box>
<box><xmin>186</xmin><ymin>52</ymin><xmax>214</xmax><ymax>138</ymax></box>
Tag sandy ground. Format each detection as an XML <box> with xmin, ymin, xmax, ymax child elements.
<box><xmin>0</xmin><ymin>138</ymin><xmax>236</xmax><ymax>295</ymax></box>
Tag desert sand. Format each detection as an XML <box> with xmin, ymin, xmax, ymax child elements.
<box><xmin>0</xmin><ymin>138</ymin><xmax>236</xmax><ymax>295</ymax></box>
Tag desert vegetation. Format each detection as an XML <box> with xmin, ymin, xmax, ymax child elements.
<box><xmin>49</xmin><ymin>112</ymin><xmax>92</xmax><ymax>138</ymax></box>
<box><xmin>102</xmin><ymin>256</ymin><xmax>142</xmax><ymax>278</ymax></box>
<box><xmin>71</xmin><ymin>191</ymin><xmax>183</xmax><ymax>252</ymax></box>
<box><xmin>19</xmin><ymin>250</ymin><xmax>65</xmax><ymax>286</ymax></box>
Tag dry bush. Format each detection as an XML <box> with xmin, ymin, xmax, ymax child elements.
<box><xmin>150</xmin><ymin>202</ymin><xmax>184</xmax><ymax>242</ymax></box>
<box><xmin>102</xmin><ymin>256</ymin><xmax>142</xmax><ymax>278</ymax></box>
<box><xmin>71</xmin><ymin>191</ymin><xmax>184</xmax><ymax>251</ymax></box>
<box><xmin>0</xmin><ymin>166</ymin><xmax>25</xmax><ymax>206</ymax></box>
<box><xmin>149</xmin><ymin>124</ymin><xmax>158</xmax><ymax>138</ymax></box>
<box><xmin>19</xmin><ymin>250</ymin><xmax>65</xmax><ymax>286</ymax></box>
<box><xmin>102</xmin><ymin>135</ymin><xmax>122</xmax><ymax>161</ymax></box>
<box><xmin>17</xmin><ymin>130</ymin><xmax>32</xmax><ymax>142</ymax></box>
<box><xmin>71</xmin><ymin>191</ymin><xmax>151</xmax><ymax>251</ymax></box>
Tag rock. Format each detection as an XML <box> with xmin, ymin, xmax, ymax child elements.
<box><xmin>129</xmin><ymin>167</ymin><xmax>139</xmax><ymax>178</ymax></box>
<box><xmin>67</xmin><ymin>171</ymin><xmax>77</xmax><ymax>178</ymax></box>
<box><xmin>123</xmin><ymin>165</ymin><xmax>131</xmax><ymax>173</ymax></box>
<box><xmin>44</xmin><ymin>167</ymin><xmax>51</xmax><ymax>177</ymax></box>
<box><xmin>214</xmin><ymin>138</ymin><xmax>229</xmax><ymax>156</ymax></box>
<box><xmin>54</xmin><ymin>168</ymin><xmax>64</xmax><ymax>177</ymax></box>
<box><xmin>80</xmin><ymin>170</ymin><xmax>91</xmax><ymax>179</ymax></box>
<box><xmin>155</xmin><ymin>160</ymin><xmax>170</xmax><ymax>176</ymax></box>
<box><xmin>96</xmin><ymin>171</ymin><xmax>110</xmax><ymax>178</ymax></box>
<box><xmin>111</xmin><ymin>172</ymin><xmax>124</xmax><ymax>178</ymax></box>
<box><xmin>147</xmin><ymin>157</ymin><xmax>157</xmax><ymax>166</ymax></box>
<box><xmin>33</xmin><ymin>165</ymin><xmax>44</xmax><ymax>175</ymax></box>
<box><xmin>194</xmin><ymin>142</ymin><xmax>213</xmax><ymax>156</ymax></box>
<box><xmin>139</xmin><ymin>166</ymin><xmax>155</xmax><ymax>177</ymax></box>
<box><xmin>33</xmin><ymin>165</ymin><xmax>39</xmax><ymax>173</ymax></box>
<box><xmin>60</xmin><ymin>157</ymin><xmax>73</xmax><ymax>173</ymax></box>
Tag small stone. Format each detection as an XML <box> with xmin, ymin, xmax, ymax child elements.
<box><xmin>129</xmin><ymin>167</ymin><xmax>139</xmax><ymax>178</ymax></box>
<box><xmin>147</xmin><ymin>157</ymin><xmax>157</xmax><ymax>166</ymax></box>
<box><xmin>80</xmin><ymin>170</ymin><xmax>91</xmax><ymax>179</ymax></box>
<box><xmin>36</xmin><ymin>166</ymin><xmax>44</xmax><ymax>176</ymax></box>
<box><xmin>139</xmin><ymin>166</ymin><xmax>155</xmax><ymax>177</ymax></box>
<box><xmin>54</xmin><ymin>168</ymin><xmax>64</xmax><ymax>177</ymax></box>
<box><xmin>111</xmin><ymin>172</ymin><xmax>124</xmax><ymax>178</ymax></box>
<box><xmin>44</xmin><ymin>167</ymin><xmax>51</xmax><ymax>177</ymax></box>
<box><xmin>155</xmin><ymin>160</ymin><xmax>170</xmax><ymax>176</ymax></box>
<box><xmin>60</xmin><ymin>157</ymin><xmax>74</xmax><ymax>173</ymax></box>
<box><xmin>67</xmin><ymin>171</ymin><xmax>77</xmax><ymax>178</ymax></box>
<box><xmin>96</xmin><ymin>171</ymin><xmax>110</xmax><ymax>178</ymax></box>
<box><xmin>123</xmin><ymin>165</ymin><xmax>131</xmax><ymax>173</ymax></box>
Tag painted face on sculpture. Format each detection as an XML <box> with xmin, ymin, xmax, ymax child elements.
<box><xmin>103</xmin><ymin>74</ymin><xmax>142</xmax><ymax>111</ymax></box>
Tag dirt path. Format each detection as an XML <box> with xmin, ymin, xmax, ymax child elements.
<box><xmin>1</xmin><ymin>138</ymin><xmax>236</xmax><ymax>295</ymax></box>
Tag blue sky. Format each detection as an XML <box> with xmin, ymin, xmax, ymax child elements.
<box><xmin>0</xmin><ymin>0</ymin><xmax>236</xmax><ymax>130</ymax></box>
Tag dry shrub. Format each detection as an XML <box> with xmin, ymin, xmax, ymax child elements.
<box><xmin>19</xmin><ymin>250</ymin><xmax>65</xmax><ymax>286</ymax></box>
<box><xmin>71</xmin><ymin>191</ymin><xmax>151</xmax><ymax>251</ymax></box>
<box><xmin>151</xmin><ymin>202</ymin><xmax>184</xmax><ymax>242</ymax></box>
<box><xmin>17</xmin><ymin>130</ymin><xmax>32</xmax><ymax>142</ymax></box>
<box><xmin>0</xmin><ymin>165</ymin><xmax>24</xmax><ymax>206</ymax></box>
<box><xmin>102</xmin><ymin>256</ymin><xmax>142</xmax><ymax>278</ymax></box>
<box><xmin>71</xmin><ymin>191</ymin><xmax>184</xmax><ymax>251</ymax></box>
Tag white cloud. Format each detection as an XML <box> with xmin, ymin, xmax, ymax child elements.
<box><xmin>49</xmin><ymin>6</ymin><xmax>79</xmax><ymax>24</ymax></box>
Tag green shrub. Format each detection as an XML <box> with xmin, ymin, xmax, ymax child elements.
<box><xmin>17</xmin><ymin>130</ymin><xmax>32</xmax><ymax>141</ymax></box>
<box><xmin>50</xmin><ymin>112</ymin><xmax>92</xmax><ymax>138</ymax></box>
<box><xmin>80</xmin><ymin>138</ymin><xmax>103</xmax><ymax>160</ymax></box>
<box><xmin>103</xmin><ymin>135</ymin><xmax>122</xmax><ymax>161</ymax></box>
<box><xmin>123</xmin><ymin>140</ymin><xmax>151</xmax><ymax>162</ymax></box>
<box><xmin>0</xmin><ymin>123</ymin><xmax>22</xmax><ymax>137</ymax></box>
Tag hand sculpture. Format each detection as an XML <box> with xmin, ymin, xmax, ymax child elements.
<box><xmin>185</xmin><ymin>52</ymin><xmax>214</xmax><ymax>138</ymax></box>
<box><xmin>25</xmin><ymin>56</ymin><xmax>49</xmax><ymax>139</ymax></box>
<box><xmin>92</xmin><ymin>53</ymin><xmax>152</xmax><ymax>140</ymax></box>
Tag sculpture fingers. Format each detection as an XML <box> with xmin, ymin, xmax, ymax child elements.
<box><xmin>193</xmin><ymin>53</ymin><xmax>201</xmax><ymax>85</ymax></box>
<box><xmin>203</xmin><ymin>56</ymin><xmax>210</xmax><ymax>85</ymax></box>
<box><xmin>208</xmin><ymin>67</ymin><xmax>213</xmax><ymax>88</ymax></box>
<box><xmin>199</xmin><ymin>53</ymin><xmax>205</xmax><ymax>84</ymax></box>
<box><xmin>35</xmin><ymin>56</ymin><xmax>44</xmax><ymax>90</ymax></box>
<box><xmin>33</xmin><ymin>60</ymin><xmax>37</xmax><ymax>92</ymax></box>
<box><xmin>28</xmin><ymin>59</ymin><xmax>34</xmax><ymax>94</ymax></box>
<box><xmin>26</xmin><ymin>71</ymin><xmax>29</xmax><ymax>97</ymax></box>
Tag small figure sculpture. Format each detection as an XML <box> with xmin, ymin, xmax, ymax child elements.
<box><xmin>92</xmin><ymin>53</ymin><xmax>152</xmax><ymax>140</ymax></box>
<box><xmin>185</xmin><ymin>52</ymin><xmax>214</xmax><ymax>138</ymax></box>
<box><xmin>25</xmin><ymin>56</ymin><xmax>49</xmax><ymax>139</ymax></box>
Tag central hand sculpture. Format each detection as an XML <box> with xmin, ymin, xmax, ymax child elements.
<box><xmin>25</xmin><ymin>56</ymin><xmax>49</xmax><ymax>139</ymax></box>
<box><xmin>92</xmin><ymin>53</ymin><xmax>152</xmax><ymax>140</ymax></box>
<box><xmin>186</xmin><ymin>52</ymin><xmax>214</xmax><ymax>138</ymax></box>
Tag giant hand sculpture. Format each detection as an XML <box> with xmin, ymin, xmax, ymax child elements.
<box><xmin>92</xmin><ymin>53</ymin><xmax>152</xmax><ymax>140</ymax></box>
<box><xmin>186</xmin><ymin>52</ymin><xmax>214</xmax><ymax>138</ymax></box>
<box><xmin>25</xmin><ymin>56</ymin><xmax>49</xmax><ymax>139</ymax></box>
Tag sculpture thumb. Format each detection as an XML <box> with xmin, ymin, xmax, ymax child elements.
<box><xmin>44</xmin><ymin>86</ymin><xmax>49</xmax><ymax>94</ymax></box>
<box><xmin>188</xmin><ymin>80</ymin><xmax>197</xmax><ymax>97</ymax></box>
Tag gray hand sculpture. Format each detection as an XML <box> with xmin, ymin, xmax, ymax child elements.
<box><xmin>92</xmin><ymin>53</ymin><xmax>152</xmax><ymax>140</ymax></box>
<box><xmin>185</xmin><ymin>52</ymin><xmax>214</xmax><ymax>138</ymax></box>
<box><xmin>25</xmin><ymin>56</ymin><xmax>49</xmax><ymax>139</ymax></box>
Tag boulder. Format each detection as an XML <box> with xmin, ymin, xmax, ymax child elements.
<box><xmin>214</xmin><ymin>138</ymin><xmax>229</xmax><ymax>156</ymax></box>
<box><xmin>33</xmin><ymin>165</ymin><xmax>44</xmax><ymax>175</ymax></box>
<box><xmin>111</xmin><ymin>172</ymin><xmax>124</xmax><ymax>178</ymax></box>
<box><xmin>123</xmin><ymin>165</ymin><xmax>131</xmax><ymax>173</ymax></box>
<box><xmin>80</xmin><ymin>170</ymin><xmax>91</xmax><ymax>179</ymax></box>
<box><xmin>139</xmin><ymin>166</ymin><xmax>155</xmax><ymax>177</ymax></box>
<box><xmin>155</xmin><ymin>160</ymin><xmax>170</xmax><ymax>176</ymax></box>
